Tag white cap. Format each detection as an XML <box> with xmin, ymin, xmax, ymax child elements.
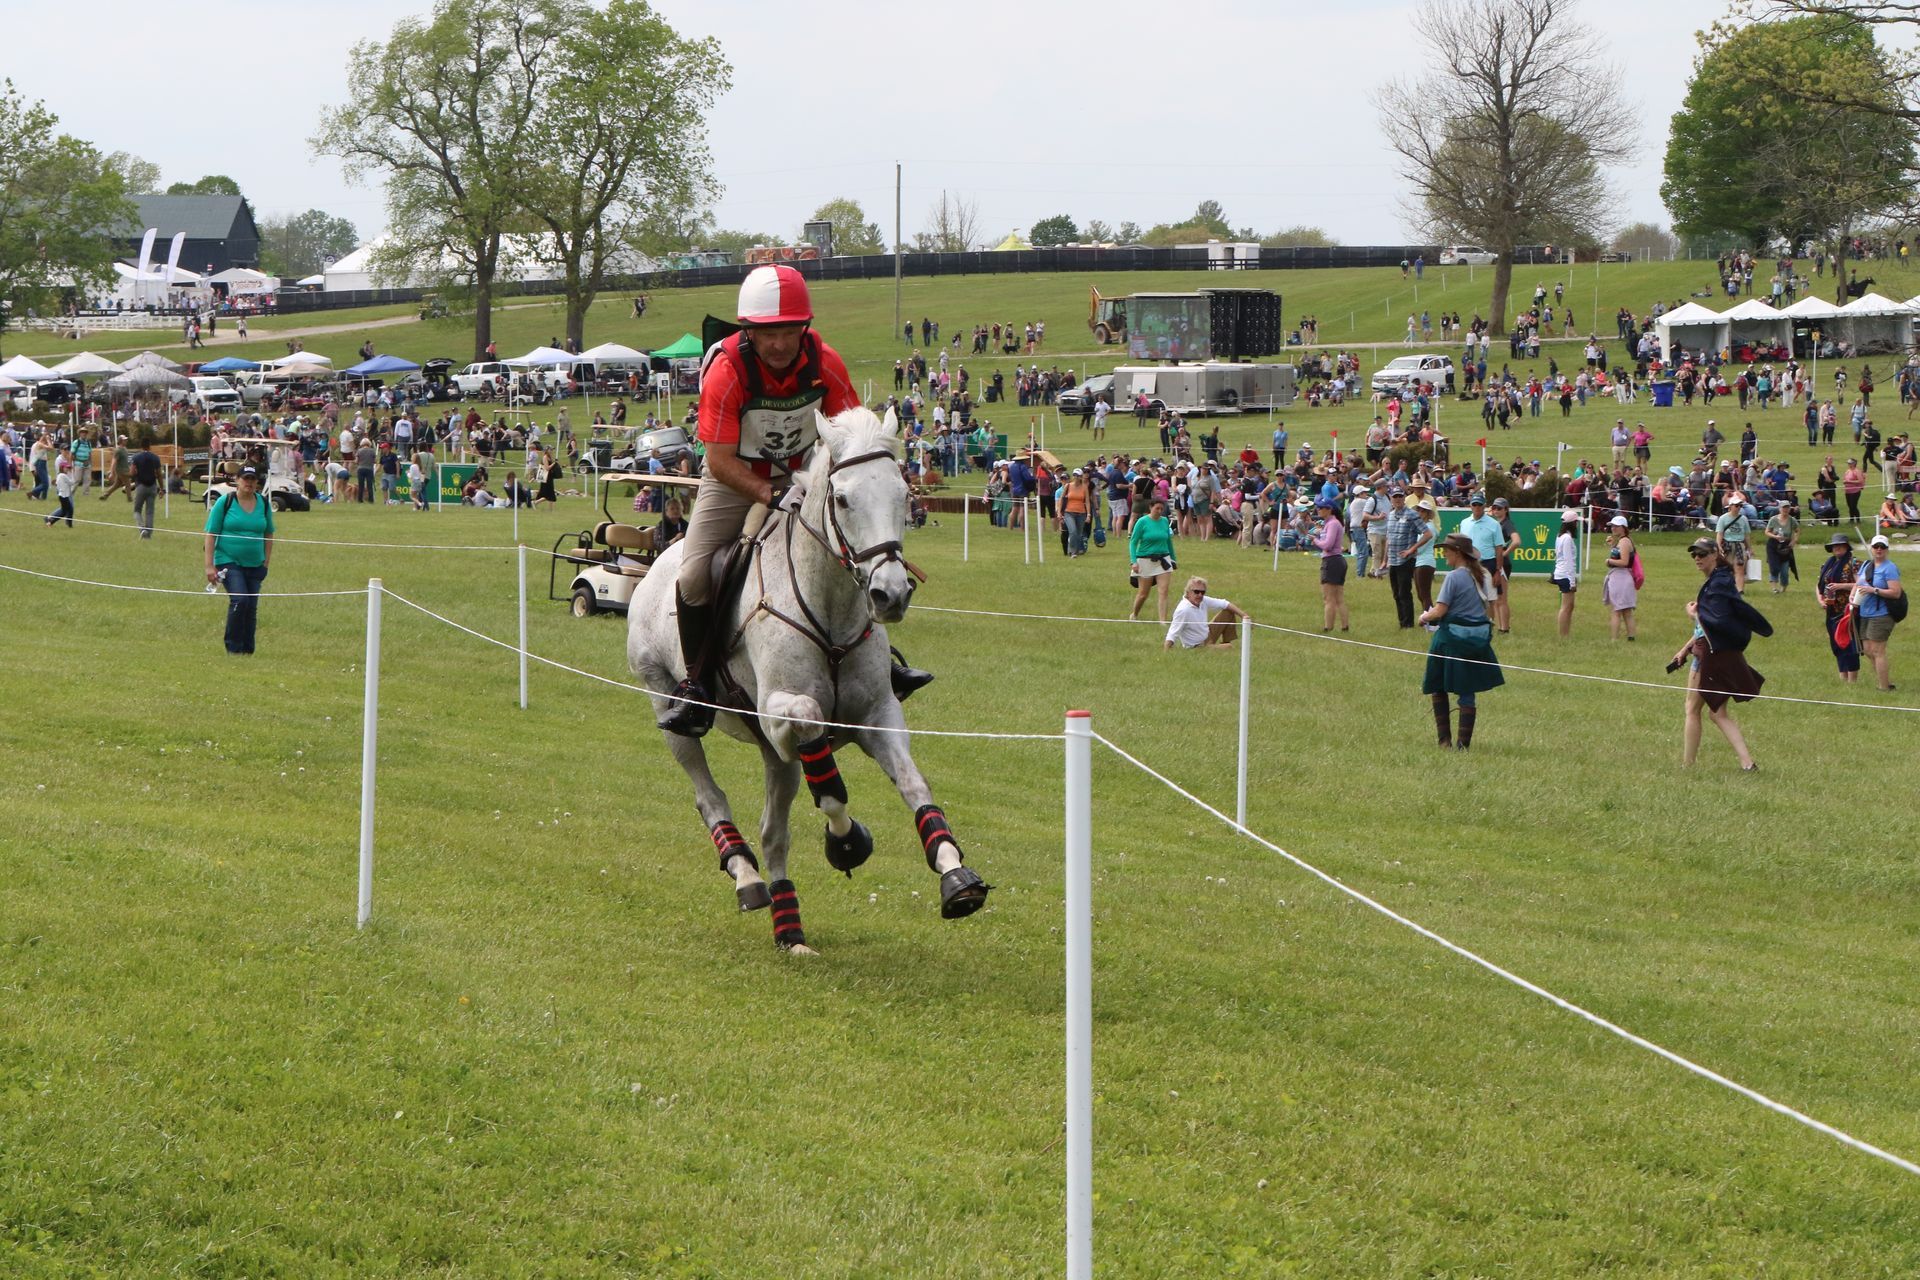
<box><xmin>1870</xmin><ymin>534</ymin><xmax>1891</xmax><ymax>548</ymax></box>
<box><xmin>1609</xmin><ymin>515</ymin><xmax>1629</xmax><ymax>527</ymax></box>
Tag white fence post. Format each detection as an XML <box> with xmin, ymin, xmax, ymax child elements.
<box><xmin>1024</xmin><ymin>497</ymin><xmax>1031</xmax><ymax>565</ymax></box>
<box><xmin>517</xmin><ymin>544</ymin><xmax>529</xmax><ymax>711</ymax></box>
<box><xmin>1036</xmin><ymin>496</ymin><xmax>1045</xmax><ymax>564</ymax></box>
<box><xmin>1236</xmin><ymin>617</ymin><xmax>1251</xmax><ymax>828</ymax></box>
<box><xmin>963</xmin><ymin>493</ymin><xmax>970</xmax><ymax>562</ymax></box>
<box><xmin>358</xmin><ymin>579</ymin><xmax>383</xmax><ymax>929</ymax></box>
<box><xmin>1063</xmin><ymin>709</ymin><xmax>1093</xmax><ymax>1280</ymax></box>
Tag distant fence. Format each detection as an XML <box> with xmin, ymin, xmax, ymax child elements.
<box><xmin>269</xmin><ymin>245</ymin><xmax>1572</xmax><ymax>317</ymax></box>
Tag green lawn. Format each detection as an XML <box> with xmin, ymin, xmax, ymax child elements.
<box><xmin>2</xmin><ymin>428</ymin><xmax>1919</xmax><ymax>1275</ymax></box>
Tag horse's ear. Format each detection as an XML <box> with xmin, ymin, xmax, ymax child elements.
<box><xmin>815</xmin><ymin>408</ymin><xmax>840</xmax><ymax>451</ymax></box>
<box><xmin>882</xmin><ymin>405</ymin><xmax>901</xmax><ymax>435</ymax></box>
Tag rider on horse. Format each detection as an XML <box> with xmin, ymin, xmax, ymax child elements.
<box><xmin>659</xmin><ymin>265</ymin><xmax>933</xmax><ymax>738</ymax></box>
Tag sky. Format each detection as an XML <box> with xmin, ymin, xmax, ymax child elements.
<box><xmin>7</xmin><ymin>0</ymin><xmax>1734</xmax><ymax>251</ymax></box>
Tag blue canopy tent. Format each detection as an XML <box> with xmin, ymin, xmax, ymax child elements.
<box><xmin>343</xmin><ymin>354</ymin><xmax>423</xmax><ymax>376</ymax></box>
<box><xmin>199</xmin><ymin>356</ymin><xmax>260</xmax><ymax>373</ymax></box>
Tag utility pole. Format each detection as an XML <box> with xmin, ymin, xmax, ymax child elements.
<box><xmin>894</xmin><ymin>163</ymin><xmax>903</xmax><ymax>348</ymax></box>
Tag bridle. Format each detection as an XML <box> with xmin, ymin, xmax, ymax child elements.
<box><xmin>793</xmin><ymin>448</ymin><xmax>908</xmax><ymax>592</ymax></box>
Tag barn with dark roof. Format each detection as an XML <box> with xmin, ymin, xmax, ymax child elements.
<box><xmin>118</xmin><ymin>195</ymin><xmax>262</xmax><ymax>274</ymax></box>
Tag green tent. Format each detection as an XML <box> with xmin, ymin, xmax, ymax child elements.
<box><xmin>650</xmin><ymin>332</ymin><xmax>704</xmax><ymax>360</ymax></box>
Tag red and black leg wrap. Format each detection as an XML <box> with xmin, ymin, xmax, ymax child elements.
<box><xmin>796</xmin><ymin>734</ymin><xmax>848</xmax><ymax>809</ymax></box>
<box><xmin>769</xmin><ymin>879</ymin><xmax>806</xmax><ymax>948</ymax></box>
<box><xmin>709</xmin><ymin>820</ymin><xmax>757</xmax><ymax>876</ymax></box>
<box><xmin>915</xmin><ymin>804</ymin><xmax>961</xmax><ymax>872</ymax></box>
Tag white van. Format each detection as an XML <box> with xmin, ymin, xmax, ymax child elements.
<box><xmin>1439</xmin><ymin>246</ymin><xmax>1498</xmax><ymax>266</ymax></box>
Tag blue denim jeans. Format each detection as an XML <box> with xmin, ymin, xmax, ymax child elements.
<box><xmin>219</xmin><ymin>563</ymin><xmax>269</xmax><ymax>654</ymax></box>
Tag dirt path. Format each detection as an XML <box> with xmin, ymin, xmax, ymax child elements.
<box><xmin>57</xmin><ymin>300</ymin><xmax>554</xmax><ymax>359</ymax></box>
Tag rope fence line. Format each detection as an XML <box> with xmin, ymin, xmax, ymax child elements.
<box><xmin>376</xmin><ymin>585</ymin><xmax>1064</xmax><ymax>743</ymax></box>
<box><xmin>0</xmin><ymin>560</ymin><xmax>369</xmax><ymax>598</ymax></box>
<box><xmin>917</xmin><ymin>602</ymin><xmax>1920</xmax><ymax>715</ymax></box>
<box><xmin>1087</xmin><ymin>728</ymin><xmax>1920</xmax><ymax>1181</ymax></box>
<box><xmin>0</xmin><ymin>502</ymin><xmax>520</xmax><ymax>551</ymax></box>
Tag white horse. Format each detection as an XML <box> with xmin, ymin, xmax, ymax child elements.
<box><xmin>627</xmin><ymin>406</ymin><xmax>988</xmax><ymax>954</ymax></box>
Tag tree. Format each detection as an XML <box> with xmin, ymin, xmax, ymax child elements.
<box><xmin>259</xmin><ymin>209</ymin><xmax>361</xmax><ymax>278</ymax></box>
<box><xmin>1610</xmin><ymin>221</ymin><xmax>1678</xmax><ymax>260</ymax></box>
<box><xmin>0</xmin><ymin>81</ymin><xmax>133</xmax><ymax>354</ymax></box>
<box><xmin>1115</xmin><ymin>220</ymin><xmax>1142</xmax><ymax>244</ymax></box>
<box><xmin>1029</xmin><ymin>213</ymin><xmax>1079</xmax><ymax>246</ymax></box>
<box><xmin>166</xmin><ymin>174</ymin><xmax>242</xmax><ymax>196</ymax></box>
<box><xmin>916</xmin><ymin>192</ymin><xmax>982</xmax><ymax>252</ymax></box>
<box><xmin>808</xmin><ymin>197</ymin><xmax>884</xmax><ymax>255</ymax></box>
<box><xmin>1190</xmin><ymin>200</ymin><xmax>1231</xmax><ymax>237</ymax></box>
<box><xmin>1140</xmin><ymin>219</ymin><xmax>1218</xmax><ymax>246</ymax></box>
<box><xmin>1375</xmin><ymin>0</ymin><xmax>1635</xmax><ymax>328</ymax></box>
<box><xmin>518</xmin><ymin>0</ymin><xmax>728</xmax><ymax>347</ymax></box>
<box><xmin>1261</xmin><ymin>225</ymin><xmax>1340</xmax><ymax>247</ymax></box>
<box><xmin>701</xmin><ymin>228</ymin><xmax>778</xmax><ymax>257</ymax></box>
<box><xmin>315</xmin><ymin>0</ymin><xmax>562</xmax><ymax>359</ymax></box>
<box><xmin>1083</xmin><ymin>218</ymin><xmax>1115</xmax><ymax>244</ymax></box>
<box><xmin>1667</xmin><ymin>13</ymin><xmax>1916</xmax><ymax>295</ymax></box>
<box><xmin>104</xmin><ymin>151</ymin><xmax>162</xmax><ymax>193</ymax></box>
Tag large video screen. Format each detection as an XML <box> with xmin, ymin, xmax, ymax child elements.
<box><xmin>1127</xmin><ymin>295</ymin><xmax>1211</xmax><ymax>361</ymax></box>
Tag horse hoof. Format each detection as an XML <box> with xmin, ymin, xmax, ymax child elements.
<box><xmin>782</xmin><ymin>942</ymin><xmax>819</xmax><ymax>957</ymax></box>
<box><xmin>824</xmin><ymin>819</ymin><xmax>874</xmax><ymax>876</ymax></box>
<box><xmin>736</xmin><ymin>882</ymin><xmax>771</xmax><ymax>912</ymax></box>
<box><xmin>939</xmin><ymin>866</ymin><xmax>991</xmax><ymax>919</ymax></box>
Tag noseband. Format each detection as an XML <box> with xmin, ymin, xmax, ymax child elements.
<box><xmin>808</xmin><ymin>448</ymin><xmax>907</xmax><ymax>590</ymax></box>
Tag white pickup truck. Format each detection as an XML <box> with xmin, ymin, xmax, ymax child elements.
<box><xmin>169</xmin><ymin>375</ymin><xmax>242</xmax><ymax>413</ymax></box>
<box><xmin>453</xmin><ymin>361</ymin><xmax>512</xmax><ymax>397</ymax></box>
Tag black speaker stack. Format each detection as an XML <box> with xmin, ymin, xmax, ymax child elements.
<box><xmin>1202</xmin><ymin>289</ymin><xmax>1282</xmax><ymax>361</ymax></box>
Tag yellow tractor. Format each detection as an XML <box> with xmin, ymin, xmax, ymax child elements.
<box><xmin>1087</xmin><ymin>285</ymin><xmax>1126</xmax><ymax>345</ymax></box>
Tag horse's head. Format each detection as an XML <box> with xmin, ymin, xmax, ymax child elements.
<box><xmin>811</xmin><ymin>405</ymin><xmax>914</xmax><ymax>623</ymax></box>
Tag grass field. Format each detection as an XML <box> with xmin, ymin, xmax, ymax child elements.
<box><xmin>4</xmin><ymin>412</ymin><xmax>1920</xmax><ymax>1276</ymax></box>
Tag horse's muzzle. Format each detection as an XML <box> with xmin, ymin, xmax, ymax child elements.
<box><xmin>866</xmin><ymin>562</ymin><xmax>914</xmax><ymax>623</ymax></box>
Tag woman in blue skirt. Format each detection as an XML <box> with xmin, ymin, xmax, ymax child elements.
<box><xmin>1417</xmin><ymin>533</ymin><xmax>1505</xmax><ymax>749</ymax></box>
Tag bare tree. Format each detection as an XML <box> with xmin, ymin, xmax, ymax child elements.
<box><xmin>919</xmin><ymin>191</ymin><xmax>983</xmax><ymax>251</ymax></box>
<box><xmin>1375</xmin><ymin>0</ymin><xmax>1635</xmax><ymax>329</ymax></box>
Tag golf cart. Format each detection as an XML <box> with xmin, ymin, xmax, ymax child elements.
<box><xmin>204</xmin><ymin>437</ymin><xmax>312</xmax><ymax>512</ymax></box>
<box><xmin>419</xmin><ymin>294</ymin><xmax>448</xmax><ymax>320</ymax></box>
<box><xmin>549</xmin><ymin>471</ymin><xmax>698</xmax><ymax>617</ymax></box>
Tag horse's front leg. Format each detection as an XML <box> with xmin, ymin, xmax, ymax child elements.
<box><xmin>662</xmin><ymin>732</ymin><xmax>768</xmax><ymax>912</ymax></box>
<box><xmin>854</xmin><ymin>699</ymin><xmax>990</xmax><ymax>920</ymax></box>
<box><xmin>755</xmin><ymin>747</ymin><xmax>815</xmax><ymax>955</ymax></box>
<box><xmin>762</xmin><ymin>691</ymin><xmax>874</xmax><ymax>879</ymax></box>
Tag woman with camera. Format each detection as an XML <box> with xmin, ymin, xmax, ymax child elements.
<box><xmin>1126</xmin><ymin>497</ymin><xmax>1176</xmax><ymax>623</ymax></box>
<box><xmin>1670</xmin><ymin>539</ymin><xmax>1771</xmax><ymax>770</ymax></box>
<box><xmin>1417</xmin><ymin>534</ymin><xmax>1504</xmax><ymax>750</ymax></box>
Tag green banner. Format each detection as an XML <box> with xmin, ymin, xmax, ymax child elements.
<box><xmin>1433</xmin><ymin>507</ymin><xmax>1580</xmax><ymax>577</ymax></box>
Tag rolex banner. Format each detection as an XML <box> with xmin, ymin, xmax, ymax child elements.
<box><xmin>1432</xmin><ymin>507</ymin><xmax>1580</xmax><ymax>577</ymax></box>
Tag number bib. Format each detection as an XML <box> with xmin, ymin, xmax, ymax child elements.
<box><xmin>736</xmin><ymin>389</ymin><xmax>824</xmax><ymax>463</ymax></box>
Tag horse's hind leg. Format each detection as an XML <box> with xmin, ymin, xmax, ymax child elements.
<box><xmin>756</xmin><ymin>751</ymin><xmax>815</xmax><ymax>954</ymax></box>
<box><xmin>664</xmin><ymin>732</ymin><xmax>768</xmax><ymax>912</ymax></box>
<box><xmin>856</xmin><ymin>705</ymin><xmax>990</xmax><ymax>921</ymax></box>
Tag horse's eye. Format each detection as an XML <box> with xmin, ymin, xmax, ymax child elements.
<box><xmin>835</xmin><ymin>493</ymin><xmax>850</xmax><ymax>509</ymax></box>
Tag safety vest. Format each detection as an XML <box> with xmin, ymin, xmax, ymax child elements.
<box><xmin>709</xmin><ymin>331</ymin><xmax>826</xmax><ymax>465</ymax></box>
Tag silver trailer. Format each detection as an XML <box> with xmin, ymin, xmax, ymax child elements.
<box><xmin>1110</xmin><ymin>362</ymin><xmax>1296</xmax><ymax>416</ymax></box>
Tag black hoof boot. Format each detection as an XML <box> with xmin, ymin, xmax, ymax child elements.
<box><xmin>657</xmin><ymin>679</ymin><xmax>714</xmax><ymax>738</ymax></box>
<box><xmin>736</xmin><ymin>881</ymin><xmax>772</xmax><ymax>912</ymax></box>
<box><xmin>939</xmin><ymin>866</ymin><xmax>991</xmax><ymax>919</ymax></box>
<box><xmin>889</xmin><ymin>647</ymin><xmax>934</xmax><ymax>702</ymax></box>
<box><xmin>824</xmin><ymin>819</ymin><xmax>874</xmax><ymax>876</ymax></box>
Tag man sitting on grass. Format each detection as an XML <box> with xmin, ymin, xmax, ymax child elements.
<box><xmin>1165</xmin><ymin>577</ymin><xmax>1251</xmax><ymax>650</ymax></box>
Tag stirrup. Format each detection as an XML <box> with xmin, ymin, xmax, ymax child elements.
<box><xmin>658</xmin><ymin>678</ymin><xmax>715</xmax><ymax>738</ymax></box>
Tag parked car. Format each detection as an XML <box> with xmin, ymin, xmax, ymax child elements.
<box><xmin>453</xmin><ymin>361</ymin><xmax>512</xmax><ymax>398</ymax></box>
<box><xmin>1370</xmin><ymin>354</ymin><xmax>1454</xmax><ymax>395</ymax></box>
<box><xmin>1055</xmin><ymin>374</ymin><xmax>1116</xmax><ymax>416</ymax></box>
<box><xmin>1438</xmin><ymin>245</ymin><xmax>1498</xmax><ymax>266</ymax></box>
<box><xmin>7</xmin><ymin>379</ymin><xmax>80</xmax><ymax>412</ymax></box>
<box><xmin>233</xmin><ymin>370</ymin><xmax>297</xmax><ymax>406</ymax></box>
<box><xmin>169</xmin><ymin>375</ymin><xmax>242</xmax><ymax>413</ymax></box>
<box><xmin>607</xmin><ymin>425</ymin><xmax>700</xmax><ymax>474</ymax></box>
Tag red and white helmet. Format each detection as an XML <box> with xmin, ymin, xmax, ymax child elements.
<box><xmin>737</xmin><ymin>264</ymin><xmax>812</xmax><ymax>326</ymax></box>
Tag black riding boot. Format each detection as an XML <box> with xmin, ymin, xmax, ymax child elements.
<box><xmin>1456</xmin><ymin>705</ymin><xmax>1477</xmax><ymax>750</ymax></box>
<box><xmin>890</xmin><ymin>646</ymin><xmax>934</xmax><ymax>702</ymax></box>
<box><xmin>659</xmin><ymin>586</ymin><xmax>717</xmax><ymax>738</ymax></box>
<box><xmin>1430</xmin><ymin>693</ymin><xmax>1452</xmax><ymax>748</ymax></box>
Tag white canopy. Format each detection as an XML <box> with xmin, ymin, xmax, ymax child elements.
<box><xmin>506</xmin><ymin>345</ymin><xmax>578</xmax><ymax>367</ymax></box>
<box><xmin>0</xmin><ymin>354</ymin><xmax>59</xmax><ymax>382</ymax></box>
<box><xmin>125</xmin><ymin>351</ymin><xmax>184</xmax><ymax>371</ymax></box>
<box><xmin>51</xmin><ymin>352</ymin><xmax>128</xmax><ymax>379</ymax></box>
<box><xmin>105</xmin><ymin>366</ymin><xmax>191</xmax><ymax>392</ymax></box>
<box><xmin>1780</xmin><ymin>295</ymin><xmax>1842</xmax><ymax>321</ymax></box>
<box><xmin>209</xmin><ymin>266</ymin><xmax>275</xmax><ymax>295</ymax></box>
<box><xmin>1835</xmin><ymin>293</ymin><xmax>1914</xmax><ymax>353</ymax></box>
<box><xmin>0</xmin><ymin>374</ymin><xmax>23</xmax><ymax>391</ymax></box>
<box><xmin>1655</xmin><ymin>302</ymin><xmax>1728</xmax><ymax>361</ymax></box>
<box><xmin>273</xmin><ymin>360</ymin><xmax>334</xmax><ymax>378</ymax></box>
<box><xmin>112</xmin><ymin>260</ymin><xmax>204</xmax><ymax>286</ymax></box>
<box><xmin>580</xmin><ymin>342</ymin><xmax>648</xmax><ymax>364</ymax></box>
<box><xmin>1721</xmin><ymin>299</ymin><xmax>1793</xmax><ymax>352</ymax></box>
<box><xmin>262</xmin><ymin>353</ymin><xmax>333</xmax><ymax>368</ymax></box>
<box><xmin>296</xmin><ymin>274</ymin><xmax>325</xmax><ymax>287</ymax></box>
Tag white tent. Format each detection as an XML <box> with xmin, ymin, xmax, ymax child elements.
<box><xmin>296</xmin><ymin>274</ymin><xmax>325</xmax><ymax>288</ymax></box>
<box><xmin>1835</xmin><ymin>293</ymin><xmax>1914</xmax><ymax>353</ymax></box>
<box><xmin>580</xmin><ymin>341</ymin><xmax>648</xmax><ymax>365</ymax></box>
<box><xmin>125</xmin><ymin>351</ymin><xmax>184</xmax><ymax>371</ymax></box>
<box><xmin>208</xmin><ymin>267</ymin><xmax>276</xmax><ymax>296</ymax></box>
<box><xmin>262</xmin><ymin>352</ymin><xmax>333</xmax><ymax>368</ymax></box>
<box><xmin>1654</xmin><ymin>302</ymin><xmax>1728</xmax><ymax>361</ymax></box>
<box><xmin>505</xmin><ymin>346</ymin><xmax>577</xmax><ymax>367</ymax></box>
<box><xmin>1780</xmin><ymin>295</ymin><xmax>1842</xmax><ymax>322</ymax></box>
<box><xmin>0</xmin><ymin>354</ymin><xmax>60</xmax><ymax>382</ymax></box>
<box><xmin>1721</xmin><ymin>299</ymin><xmax>1793</xmax><ymax>354</ymax></box>
<box><xmin>52</xmin><ymin>352</ymin><xmax>128</xmax><ymax>380</ymax></box>
<box><xmin>0</xmin><ymin>374</ymin><xmax>24</xmax><ymax>391</ymax></box>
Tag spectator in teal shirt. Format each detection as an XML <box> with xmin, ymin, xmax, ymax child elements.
<box><xmin>203</xmin><ymin>467</ymin><xmax>276</xmax><ymax>654</ymax></box>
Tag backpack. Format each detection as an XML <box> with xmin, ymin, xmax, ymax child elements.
<box><xmin>1629</xmin><ymin>548</ymin><xmax>1646</xmax><ymax>590</ymax></box>
<box><xmin>1871</xmin><ymin>562</ymin><xmax>1909</xmax><ymax>623</ymax></box>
